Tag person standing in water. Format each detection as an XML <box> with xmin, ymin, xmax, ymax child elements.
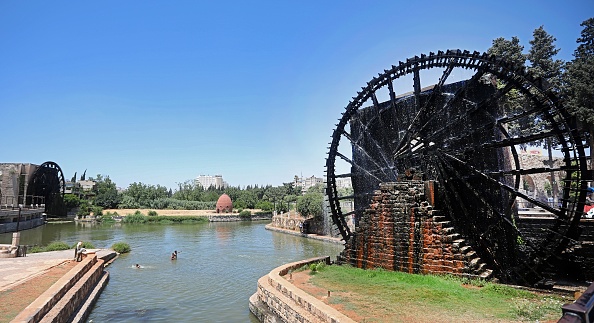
<box><xmin>171</xmin><ymin>250</ymin><xmax>178</xmax><ymax>260</ymax></box>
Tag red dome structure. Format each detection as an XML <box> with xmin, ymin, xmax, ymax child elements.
<box><xmin>216</xmin><ymin>194</ymin><xmax>233</xmax><ymax>213</ymax></box>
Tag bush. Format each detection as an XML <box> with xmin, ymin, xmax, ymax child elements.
<box><xmin>77</xmin><ymin>200</ymin><xmax>91</xmax><ymax>217</ymax></box>
<box><xmin>123</xmin><ymin>211</ymin><xmax>147</xmax><ymax>224</ymax></box>
<box><xmin>45</xmin><ymin>241</ymin><xmax>71</xmax><ymax>251</ymax></box>
<box><xmin>99</xmin><ymin>213</ymin><xmax>115</xmax><ymax>223</ymax></box>
<box><xmin>28</xmin><ymin>246</ymin><xmax>45</xmax><ymax>254</ymax></box>
<box><xmin>71</xmin><ymin>241</ymin><xmax>96</xmax><ymax>249</ymax></box>
<box><xmin>308</xmin><ymin>262</ymin><xmax>326</xmax><ymax>274</ymax></box>
<box><xmin>144</xmin><ymin>215</ymin><xmax>208</xmax><ymax>224</ymax></box>
<box><xmin>239</xmin><ymin>210</ymin><xmax>251</xmax><ymax>219</ymax></box>
<box><xmin>92</xmin><ymin>206</ymin><xmax>103</xmax><ymax>216</ymax></box>
<box><xmin>147</xmin><ymin>210</ymin><xmax>158</xmax><ymax>216</ymax></box>
<box><xmin>111</xmin><ymin>242</ymin><xmax>131</xmax><ymax>253</ymax></box>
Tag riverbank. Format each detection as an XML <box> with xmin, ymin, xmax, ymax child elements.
<box><xmin>101</xmin><ymin>208</ymin><xmax>265</xmax><ymax>217</ymax></box>
<box><xmin>98</xmin><ymin>208</ymin><xmax>272</xmax><ymax>222</ymax></box>
<box><xmin>250</xmin><ymin>257</ymin><xmax>574</xmax><ymax>322</ymax></box>
<box><xmin>0</xmin><ymin>249</ymin><xmax>116</xmax><ymax>322</ymax></box>
<box><xmin>265</xmin><ymin>223</ymin><xmax>344</xmax><ymax>245</ymax></box>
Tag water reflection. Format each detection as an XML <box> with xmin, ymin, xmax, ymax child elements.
<box><xmin>1</xmin><ymin>221</ymin><xmax>344</xmax><ymax>322</ymax></box>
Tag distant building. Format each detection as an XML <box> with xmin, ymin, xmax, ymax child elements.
<box><xmin>293</xmin><ymin>175</ymin><xmax>323</xmax><ymax>194</ymax></box>
<box><xmin>335</xmin><ymin>177</ymin><xmax>352</xmax><ymax>190</ymax></box>
<box><xmin>195</xmin><ymin>175</ymin><xmax>228</xmax><ymax>189</ymax></box>
<box><xmin>78</xmin><ymin>180</ymin><xmax>97</xmax><ymax>191</ymax></box>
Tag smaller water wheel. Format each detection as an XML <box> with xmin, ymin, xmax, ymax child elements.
<box><xmin>325</xmin><ymin>50</ymin><xmax>590</xmax><ymax>284</ymax></box>
<box><xmin>28</xmin><ymin>161</ymin><xmax>65</xmax><ymax>214</ymax></box>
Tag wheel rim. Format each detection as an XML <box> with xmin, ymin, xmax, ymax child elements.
<box><xmin>326</xmin><ymin>49</ymin><xmax>589</xmax><ymax>283</ymax></box>
<box><xmin>28</xmin><ymin>161</ymin><xmax>65</xmax><ymax>211</ymax></box>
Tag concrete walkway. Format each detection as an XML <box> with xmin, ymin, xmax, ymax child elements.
<box><xmin>0</xmin><ymin>249</ymin><xmax>111</xmax><ymax>292</ymax></box>
<box><xmin>265</xmin><ymin>223</ymin><xmax>345</xmax><ymax>245</ymax></box>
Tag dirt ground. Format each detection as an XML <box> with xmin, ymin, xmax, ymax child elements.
<box><xmin>0</xmin><ymin>260</ymin><xmax>76</xmax><ymax>323</ymax></box>
<box><xmin>288</xmin><ymin>270</ymin><xmax>375</xmax><ymax>322</ymax></box>
<box><xmin>287</xmin><ymin>270</ymin><xmax>561</xmax><ymax>323</ymax></box>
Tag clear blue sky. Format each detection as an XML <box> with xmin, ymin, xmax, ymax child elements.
<box><xmin>1</xmin><ymin>1</ymin><xmax>592</xmax><ymax>190</ymax></box>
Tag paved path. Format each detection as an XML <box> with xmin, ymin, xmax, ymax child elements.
<box><xmin>265</xmin><ymin>224</ymin><xmax>344</xmax><ymax>245</ymax></box>
<box><xmin>0</xmin><ymin>249</ymin><xmax>110</xmax><ymax>292</ymax></box>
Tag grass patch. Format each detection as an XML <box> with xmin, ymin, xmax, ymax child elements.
<box><xmin>111</xmin><ymin>242</ymin><xmax>131</xmax><ymax>253</ymax></box>
<box><xmin>122</xmin><ymin>211</ymin><xmax>208</xmax><ymax>224</ymax></box>
<box><xmin>70</xmin><ymin>241</ymin><xmax>95</xmax><ymax>249</ymax></box>
<box><xmin>307</xmin><ymin>265</ymin><xmax>567</xmax><ymax>322</ymax></box>
<box><xmin>98</xmin><ymin>211</ymin><xmax>118</xmax><ymax>223</ymax></box>
<box><xmin>28</xmin><ymin>241</ymin><xmax>71</xmax><ymax>253</ymax></box>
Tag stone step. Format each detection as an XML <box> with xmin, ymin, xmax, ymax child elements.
<box><xmin>452</xmin><ymin>239</ymin><xmax>466</xmax><ymax>248</ymax></box>
<box><xmin>469</xmin><ymin>257</ymin><xmax>480</xmax><ymax>269</ymax></box>
<box><xmin>475</xmin><ymin>262</ymin><xmax>487</xmax><ymax>272</ymax></box>
<box><xmin>432</xmin><ymin>215</ymin><xmax>447</xmax><ymax>222</ymax></box>
<box><xmin>479</xmin><ymin>269</ymin><xmax>493</xmax><ymax>279</ymax></box>
<box><xmin>459</xmin><ymin>246</ymin><xmax>471</xmax><ymax>254</ymax></box>
<box><xmin>442</xmin><ymin>227</ymin><xmax>456</xmax><ymax>234</ymax></box>
<box><xmin>465</xmin><ymin>251</ymin><xmax>476</xmax><ymax>258</ymax></box>
<box><xmin>447</xmin><ymin>233</ymin><xmax>460</xmax><ymax>240</ymax></box>
<box><xmin>435</xmin><ymin>221</ymin><xmax>451</xmax><ymax>227</ymax></box>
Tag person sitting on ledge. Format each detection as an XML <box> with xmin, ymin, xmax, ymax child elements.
<box><xmin>75</xmin><ymin>241</ymin><xmax>86</xmax><ymax>262</ymax></box>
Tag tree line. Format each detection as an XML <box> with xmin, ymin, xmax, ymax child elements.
<box><xmin>63</xmin><ymin>175</ymin><xmax>350</xmax><ymax>218</ymax></box>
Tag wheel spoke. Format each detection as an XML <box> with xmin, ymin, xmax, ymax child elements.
<box><xmin>439</xmin><ymin>150</ymin><xmax>567</xmax><ymax>219</ymax></box>
<box><xmin>326</xmin><ymin>50</ymin><xmax>588</xmax><ymax>280</ymax></box>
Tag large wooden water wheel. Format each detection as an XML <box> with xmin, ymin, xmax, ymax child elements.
<box><xmin>325</xmin><ymin>49</ymin><xmax>590</xmax><ymax>284</ymax></box>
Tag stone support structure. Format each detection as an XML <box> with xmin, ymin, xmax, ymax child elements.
<box><xmin>339</xmin><ymin>180</ymin><xmax>493</xmax><ymax>279</ymax></box>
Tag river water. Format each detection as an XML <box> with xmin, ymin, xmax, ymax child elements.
<box><xmin>0</xmin><ymin>221</ymin><xmax>344</xmax><ymax>322</ymax></box>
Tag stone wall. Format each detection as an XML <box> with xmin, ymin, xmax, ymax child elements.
<box><xmin>271</xmin><ymin>214</ymin><xmax>305</xmax><ymax>231</ymax></box>
<box><xmin>207</xmin><ymin>214</ymin><xmax>272</xmax><ymax>222</ymax></box>
<box><xmin>517</xmin><ymin>153</ymin><xmax>564</xmax><ymax>204</ymax></box>
<box><xmin>338</xmin><ymin>181</ymin><xmax>492</xmax><ymax>279</ymax></box>
<box><xmin>249</xmin><ymin>256</ymin><xmax>355</xmax><ymax>323</ymax></box>
<box><xmin>11</xmin><ymin>252</ymin><xmax>110</xmax><ymax>323</ymax></box>
<box><xmin>0</xmin><ymin>216</ymin><xmax>45</xmax><ymax>234</ymax></box>
<box><xmin>517</xmin><ymin>217</ymin><xmax>594</xmax><ymax>281</ymax></box>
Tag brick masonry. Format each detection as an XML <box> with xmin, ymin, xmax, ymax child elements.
<box><xmin>338</xmin><ymin>180</ymin><xmax>492</xmax><ymax>279</ymax></box>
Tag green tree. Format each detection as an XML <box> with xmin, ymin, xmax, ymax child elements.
<box><xmin>237</xmin><ymin>189</ymin><xmax>258</xmax><ymax>209</ymax></box>
<box><xmin>121</xmin><ymin>182</ymin><xmax>170</xmax><ymax>208</ymax></box>
<box><xmin>565</xmin><ymin>17</ymin><xmax>594</xmax><ymax>172</ymax></box>
<box><xmin>93</xmin><ymin>174</ymin><xmax>121</xmax><ymax>209</ymax></box>
<box><xmin>528</xmin><ymin>26</ymin><xmax>564</xmax><ymax>90</ymax></box>
<box><xmin>527</xmin><ymin>26</ymin><xmax>564</xmax><ymax>202</ymax></box>
<box><xmin>297</xmin><ymin>187</ymin><xmax>324</xmax><ymax>218</ymax></box>
<box><xmin>63</xmin><ymin>193</ymin><xmax>81</xmax><ymax>211</ymax></box>
<box><xmin>487</xmin><ymin>36</ymin><xmax>526</xmax><ymax>68</ymax></box>
<box><xmin>487</xmin><ymin>36</ymin><xmax>533</xmax><ymax>145</ymax></box>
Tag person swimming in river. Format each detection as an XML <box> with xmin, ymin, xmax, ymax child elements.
<box><xmin>135</xmin><ymin>264</ymin><xmax>141</xmax><ymax>268</ymax></box>
<box><xmin>171</xmin><ymin>250</ymin><xmax>178</xmax><ymax>260</ymax></box>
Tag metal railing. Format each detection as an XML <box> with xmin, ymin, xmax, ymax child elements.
<box><xmin>0</xmin><ymin>195</ymin><xmax>46</xmax><ymax>210</ymax></box>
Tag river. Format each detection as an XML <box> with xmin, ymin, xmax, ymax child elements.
<box><xmin>0</xmin><ymin>220</ymin><xmax>344</xmax><ymax>322</ymax></box>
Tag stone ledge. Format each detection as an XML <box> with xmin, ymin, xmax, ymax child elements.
<box><xmin>40</xmin><ymin>259</ymin><xmax>105</xmax><ymax>322</ymax></box>
<box><xmin>71</xmin><ymin>270</ymin><xmax>109</xmax><ymax>323</ymax></box>
<box><xmin>250</xmin><ymin>256</ymin><xmax>356</xmax><ymax>323</ymax></box>
<box><xmin>11</xmin><ymin>254</ymin><xmax>103</xmax><ymax>323</ymax></box>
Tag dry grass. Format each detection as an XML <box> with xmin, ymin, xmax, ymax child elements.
<box><xmin>102</xmin><ymin>208</ymin><xmax>262</xmax><ymax>216</ymax></box>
